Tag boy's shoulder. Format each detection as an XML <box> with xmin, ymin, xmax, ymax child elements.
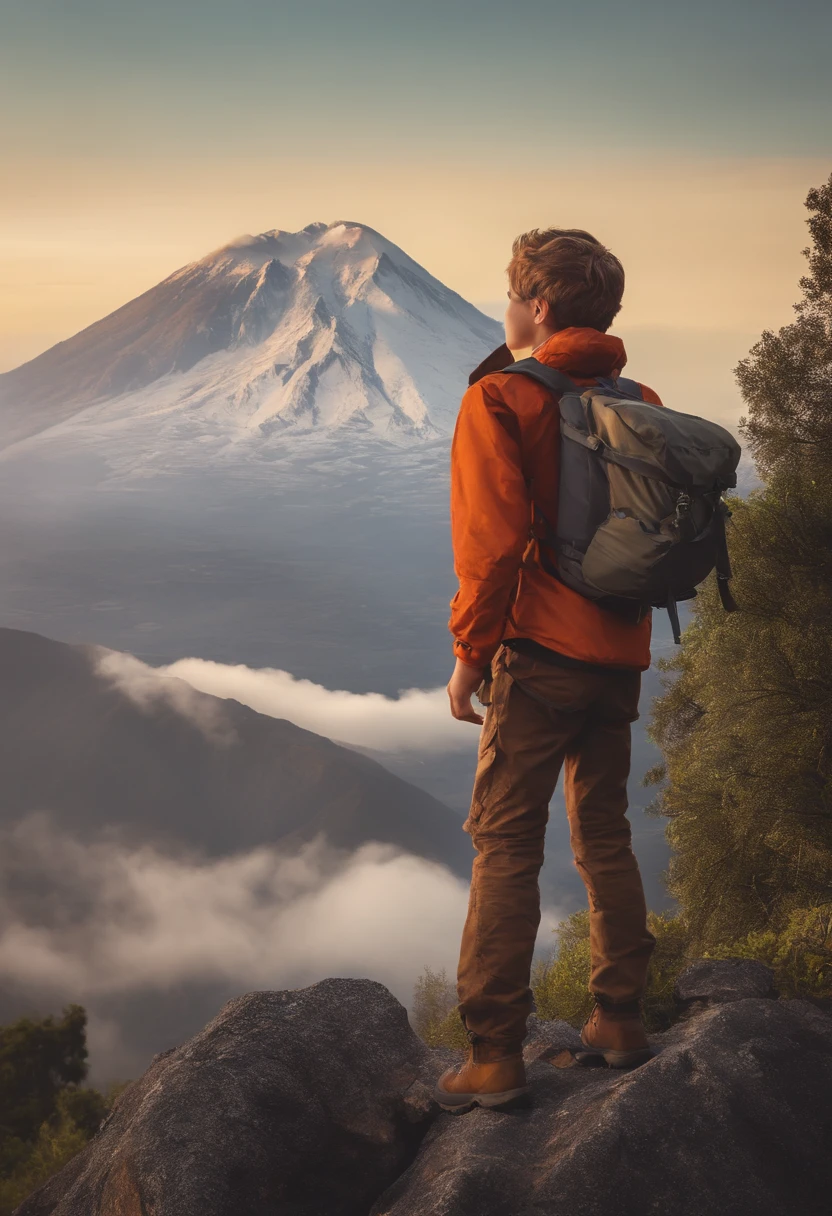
<box><xmin>461</xmin><ymin>370</ymin><xmax>551</xmax><ymax>421</ymax></box>
<box><xmin>632</xmin><ymin>381</ymin><xmax>663</xmax><ymax>407</ymax></box>
<box><xmin>466</xmin><ymin>348</ymin><xmax>664</xmax><ymax>411</ymax></box>
<box><xmin>465</xmin><ymin>344</ymin><xmax>549</xmax><ymax>410</ymax></box>
<box><xmin>467</xmin><ymin>343</ymin><xmax>514</xmax><ymax>386</ymax></box>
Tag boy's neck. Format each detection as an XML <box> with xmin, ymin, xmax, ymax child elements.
<box><xmin>531</xmin><ymin>331</ymin><xmax>558</xmax><ymax>355</ymax></box>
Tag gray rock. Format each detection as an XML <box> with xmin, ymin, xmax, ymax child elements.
<box><xmin>16</xmin><ymin>978</ymin><xmax>434</xmax><ymax>1216</ymax></box>
<box><xmin>371</xmin><ymin>998</ymin><xmax>832</xmax><ymax>1216</ymax></box>
<box><xmin>674</xmin><ymin>958</ymin><xmax>777</xmax><ymax>1009</ymax></box>
<box><xmin>20</xmin><ymin>977</ymin><xmax>832</xmax><ymax>1216</ymax></box>
<box><xmin>523</xmin><ymin>1014</ymin><xmax>583</xmax><ymax>1063</ymax></box>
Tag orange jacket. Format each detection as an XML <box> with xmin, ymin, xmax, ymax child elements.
<box><xmin>449</xmin><ymin>327</ymin><xmax>663</xmax><ymax>672</ymax></box>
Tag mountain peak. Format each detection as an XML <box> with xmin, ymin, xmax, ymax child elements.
<box><xmin>0</xmin><ymin>222</ymin><xmax>504</xmax><ymax>456</ymax></box>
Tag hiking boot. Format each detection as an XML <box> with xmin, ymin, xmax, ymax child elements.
<box><xmin>578</xmin><ymin>997</ymin><xmax>653</xmax><ymax>1069</ymax></box>
<box><xmin>433</xmin><ymin>1037</ymin><xmax>530</xmax><ymax>1114</ymax></box>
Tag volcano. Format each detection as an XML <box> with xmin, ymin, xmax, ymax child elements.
<box><xmin>0</xmin><ymin>221</ymin><xmax>503</xmax><ymax>452</ymax></box>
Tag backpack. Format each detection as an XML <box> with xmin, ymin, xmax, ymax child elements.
<box><xmin>502</xmin><ymin>359</ymin><xmax>743</xmax><ymax>644</ymax></box>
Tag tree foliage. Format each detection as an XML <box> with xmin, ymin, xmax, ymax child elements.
<box><xmin>647</xmin><ymin>171</ymin><xmax>832</xmax><ymax>964</ymax></box>
<box><xmin>0</xmin><ymin>1006</ymin><xmax>123</xmax><ymax>1216</ymax></box>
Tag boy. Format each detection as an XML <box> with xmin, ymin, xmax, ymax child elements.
<box><xmin>436</xmin><ymin>228</ymin><xmax>659</xmax><ymax>1112</ymax></box>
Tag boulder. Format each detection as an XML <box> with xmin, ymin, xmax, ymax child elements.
<box><xmin>522</xmin><ymin>1013</ymin><xmax>582</xmax><ymax>1063</ymax></box>
<box><xmin>16</xmin><ymin>978</ymin><xmax>435</xmax><ymax>1216</ymax></box>
<box><xmin>673</xmin><ymin>958</ymin><xmax>778</xmax><ymax>1009</ymax></box>
<box><xmin>372</xmin><ymin>997</ymin><xmax>832</xmax><ymax>1216</ymax></box>
<box><xmin>17</xmin><ymin>965</ymin><xmax>832</xmax><ymax>1216</ymax></box>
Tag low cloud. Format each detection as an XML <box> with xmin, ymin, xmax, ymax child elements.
<box><xmin>98</xmin><ymin>650</ymin><xmax>479</xmax><ymax>752</ymax></box>
<box><xmin>96</xmin><ymin>650</ymin><xmax>238</xmax><ymax>746</ymax></box>
<box><xmin>0</xmin><ymin>816</ymin><xmax>471</xmax><ymax>999</ymax></box>
<box><xmin>1</xmin><ymin>816</ymin><xmax>565</xmax><ymax>1079</ymax></box>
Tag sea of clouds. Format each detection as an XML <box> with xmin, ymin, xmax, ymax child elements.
<box><xmin>0</xmin><ymin>811</ymin><xmax>565</xmax><ymax>1080</ymax></box>
<box><xmin>0</xmin><ymin>650</ymin><xmax>566</xmax><ymax>1080</ymax></box>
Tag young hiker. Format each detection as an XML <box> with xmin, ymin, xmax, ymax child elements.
<box><xmin>435</xmin><ymin>228</ymin><xmax>662</xmax><ymax>1112</ymax></box>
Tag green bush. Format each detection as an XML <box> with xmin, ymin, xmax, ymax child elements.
<box><xmin>0</xmin><ymin>1094</ymin><xmax>90</xmax><ymax>1216</ymax></box>
<box><xmin>531</xmin><ymin>908</ymin><xmax>695</xmax><ymax>1033</ymax></box>
<box><xmin>704</xmin><ymin>903</ymin><xmax>832</xmax><ymax>1002</ymax></box>
<box><xmin>531</xmin><ymin>910</ymin><xmax>594</xmax><ymax>1027</ymax></box>
<box><xmin>410</xmin><ymin>965</ymin><xmax>469</xmax><ymax>1050</ymax></box>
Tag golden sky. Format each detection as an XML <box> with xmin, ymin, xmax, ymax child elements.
<box><xmin>2</xmin><ymin>154</ymin><xmax>824</xmax><ymax>367</ymax></box>
<box><xmin>4</xmin><ymin>0</ymin><xmax>829</xmax><ymax>428</ymax></box>
<box><xmin>2</xmin><ymin>153</ymin><xmax>826</xmax><ymax>430</ymax></box>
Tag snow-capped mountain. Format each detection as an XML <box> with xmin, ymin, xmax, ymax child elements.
<box><xmin>0</xmin><ymin>221</ymin><xmax>503</xmax><ymax>454</ymax></box>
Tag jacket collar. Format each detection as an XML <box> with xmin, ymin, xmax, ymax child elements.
<box><xmin>532</xmin><ymin>327</ymin><xmax>627</xmax><ymax>378</ymax></box>
<box><xmin>467</xmin><ymin>328</ymin><xmax>627</xmax><ymax>387</ymax></box>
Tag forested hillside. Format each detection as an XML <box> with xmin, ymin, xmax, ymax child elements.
<box><xmin>646</xmin><ymin>170</ymin><xmax>832</xmax><ymax>998</ymax></box>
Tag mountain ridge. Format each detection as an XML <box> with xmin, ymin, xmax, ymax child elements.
<box><xmin>0</xmin><ymin>625</ymin><xmax>471</xmax><ymax>871</ymax></box>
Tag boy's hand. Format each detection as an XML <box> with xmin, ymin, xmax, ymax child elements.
<box><xmin>447</xmin><ymin>657</ymin><xmax>486</xmax><ymax>725</ymax></box>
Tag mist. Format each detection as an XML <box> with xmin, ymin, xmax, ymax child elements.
<box><xmin>0</xmin><ymin>814</ymin><xmax>565</xmax><ymax>1079</ymax></box>
<box><xmin>98</xmin><ymin>649</ymin><xmax>478</xmax><ymax>752</ymax></box>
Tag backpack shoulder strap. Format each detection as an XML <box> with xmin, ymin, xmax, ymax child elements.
<box><xmin>501</xmin><ymin>357</ymin><xmax>579</xmax><ymax>397</ymax></box>
<box><xmin>591</xmin><ymin>374</ymin><xmax>644</xmax><ymax>400</ymax></box>
<box><xmin>502</xmin><ymin>359</ymin><xmax>644</xmax><ymax>401</ymax></box>
<box><xmin>613</xmin><ymin>376</ymin><xmax>643</xmax><ymax>400</ymax></box>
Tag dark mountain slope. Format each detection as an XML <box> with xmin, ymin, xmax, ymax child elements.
<box><xmin>0</xmin><ymin>627</ymin><xmax>471</xmax><ymax>876</ymax></box>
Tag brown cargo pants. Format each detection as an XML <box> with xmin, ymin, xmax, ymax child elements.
<box><xmin>457</xmin><ymin>643</ymin><xmax>656</xmax><ymax>1048</ymax></box>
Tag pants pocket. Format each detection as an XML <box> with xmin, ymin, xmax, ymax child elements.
<box><xmin>502</xmin><ymin>646</ymin><xmax>592</xmax><ymax>714</ymax></box>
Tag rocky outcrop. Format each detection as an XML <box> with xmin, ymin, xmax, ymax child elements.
<box><xmin>673</xmin><ymin>957</ymin><xmax>779</xmax><ymax>1010</ymax></box>
<box><xmin>17</xmin><ymin>963</ymin><xmax>832</xmax><ymax>1216</ymax></box>
<box><xmin>375</xmin><ymin>996</ymin><xmax>832</xmax><ymax>1216</ymax></box>
<box><xmin>16</xmin><ymin>979</ymin><xmax>436</xmax><ymax>1216</ymax></box>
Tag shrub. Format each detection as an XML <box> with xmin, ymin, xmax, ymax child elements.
<box><xmin>704</xmin><ymin>903</ymin><xmax>832</xmax><ymax>1002</ymax></box>
<box><xmin>531</xmin><ymin>908</ymin><xmax>694</xmax><ymax>1032</ymax></box>
<box><xmin>410</xmin><ymin>965</ymin><xmax>469</xmax><ymax>1050</ymax></box>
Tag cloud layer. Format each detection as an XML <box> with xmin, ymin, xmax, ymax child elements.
<box><xmin>99</xmin><ymin>649</ymin><xmax>479</xmax><ymax>752</ymax></box>
<box><xmin>0</xmin><ymin>815</ymin><xmax>564</xmax><ymax>1079</ymax></box>
<box><xmin>0</xmin><ymin>817</ymin><xmax>472</xmax><ymax>1000</ymax></box>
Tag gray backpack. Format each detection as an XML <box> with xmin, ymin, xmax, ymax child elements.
<box><xmin>503</xmin><ymin>359</ymin><xmax>743</xmax><ymax>643</ymax></box>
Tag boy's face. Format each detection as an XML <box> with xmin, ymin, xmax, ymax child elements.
<box><xmin>504</xmin><ymin>287</ymin><xmax>552</xmax><ymax>353</ymax></box>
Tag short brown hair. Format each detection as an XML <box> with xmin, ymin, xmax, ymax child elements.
<box><xmin>507</xmin><ymin>228</ymin><xmax>624</xmax><ymax>332</ymax></box>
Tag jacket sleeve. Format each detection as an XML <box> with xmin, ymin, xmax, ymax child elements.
<box><xmin>448</xmin><ymin>379</ymin><xmax>531</xmax><ymax>669</ymax></box>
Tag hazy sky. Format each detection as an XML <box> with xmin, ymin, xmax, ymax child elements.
<box><xmin>2</xmin><ymin>0</ymin><xmax>830</xmax><ymax>375</ymax></box>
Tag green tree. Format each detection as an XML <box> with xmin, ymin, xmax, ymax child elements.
<box><xmin>647</xmin><ymin>171</ymin><xmax>832</xmax><ymax>955</ymax></box>
<box><xmin>0</xmin><ymin>1005</ymin><xmax>89</xmax><ymax>1176</ymax></box>
<box><xmin>0</xmin><ymin>1006</ymin><xmax>124</xmax><ymax>1216</ymax></box>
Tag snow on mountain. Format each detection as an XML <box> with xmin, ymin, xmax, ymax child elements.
<box><xmin>0</xmin><ymin>221</ymin><xmax>504</xmax><ymax>455</ymax></box>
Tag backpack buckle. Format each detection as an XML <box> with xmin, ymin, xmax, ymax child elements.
<box><xmin>674</xmin><ymin>491</ymin><xmax>692</xmax><ymax>521</ymax></box>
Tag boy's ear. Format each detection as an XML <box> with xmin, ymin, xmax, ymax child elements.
<box><xmin>533</xmin><ymin>297</ymin><xmax>551</xmax><ymax>325</ymax></box>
